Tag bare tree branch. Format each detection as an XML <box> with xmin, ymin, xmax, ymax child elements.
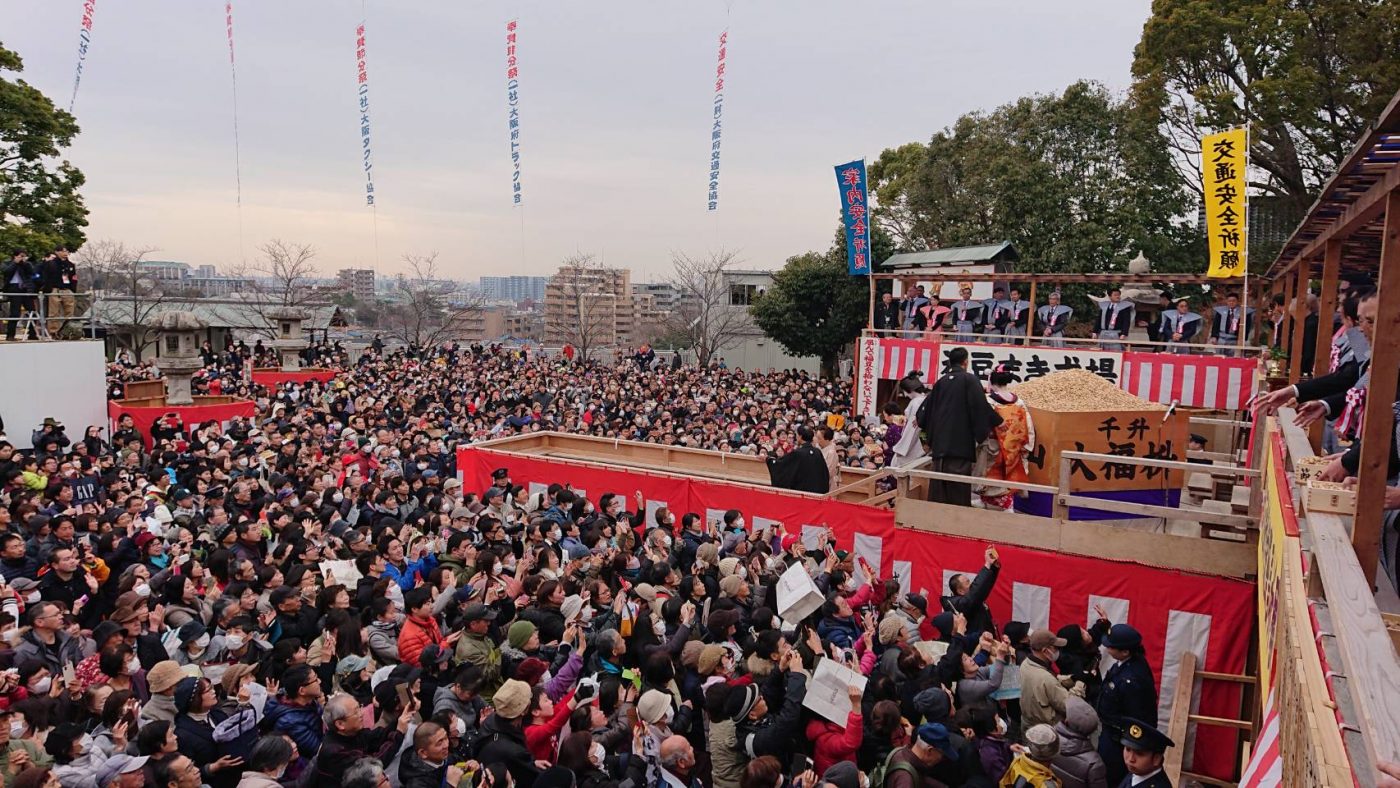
<box><xmin>663</xmin><ymin>250</ymin><xmax>749</xmax><ymax>368</ymax></box>
<box><xmin>228</xmin><ymin>239</ymin><xmax>321</xmax><ymax>339</ymax></box>
<box><xmin>75</xmin><ymin>240</ymin><xmax>163</xmax><ymax>360</ymax></box>
<box><xmin>546</xmin><ymin>254</ymin><xmax>622</xmax><ymax>363</ymax></box>
<box><xmin>378</xmin><ymin>252</ymin><xmax>485</xmax><ymax>350</ymax></box>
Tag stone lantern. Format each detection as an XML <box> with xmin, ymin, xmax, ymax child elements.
<box><xmin>153</xmin><ymin>311</ymin><xmax>207</xmax><ymax>405</ymax></box>
<box><xmin>268</xmin><ymin>308</ymin><xmax>307</xmax><ymax>371</ymax></box>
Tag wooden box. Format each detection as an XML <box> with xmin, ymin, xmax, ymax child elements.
<box><xmin>1293</xmin><ymin>456</ymin><xmax>1331</xmax><ymax>484</ymax></box>
<box><xmin>1302</xmin><ymin>481</ymin><xmax>1356</xmax><ymax>515</ymax></box>
<box><xmin>1022</xmin><ymin>406</ymin><xmax>1189</xmax><ymax>493</ymax></box>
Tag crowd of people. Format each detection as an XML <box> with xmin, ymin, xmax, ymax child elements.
<box><xmin>0</xmin><ymin>339</ymin><xmax>1193</xmax><ymax>788</ymax></box>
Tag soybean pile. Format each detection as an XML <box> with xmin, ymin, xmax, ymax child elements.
<box><xmin>1012</xmin><ymin>368</ymin><xmax>1166</xmax><ymax>412</ymax></box>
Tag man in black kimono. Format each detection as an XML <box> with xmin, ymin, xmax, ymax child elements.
<box><xmin>917</xmin><ymin>348</ymin><xmax>1002</xmax><ymax>505</ymax></box>
<box><xmin>766</xmin><ymin>425</ymin><xmax>830</xmax><ymax>494</ymax></box>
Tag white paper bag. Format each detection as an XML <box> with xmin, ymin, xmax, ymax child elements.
<box><xmin>776</xmin><ymin>562</ymin><xmax>824</xmax><ymax>623</ymax></box>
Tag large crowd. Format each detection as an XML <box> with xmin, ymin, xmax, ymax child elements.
<box><xmin>0</xmin><ymin>339</ymin><xmax>1193</xmax><ymax>788</ymax></box>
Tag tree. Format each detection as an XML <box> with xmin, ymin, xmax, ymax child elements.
<box><xmin>230</xmin><ymin>239</ymin><xmax>321</xmax><ymax>339</ymax></box>
<box><xmin>548</xmin><ymin>255</ymin><xmax>623</xmax><ymax>363</ymax></box>
<box><xmin>378</xmin><ymin>252</ymin><xmax>484</xmax><ymax>349</ymax></box>
<box><xmin>1131</xmin><ymin>0</ymin><xmax>1400</xmax><ymax>219</ymax></box>
<box><xmin>77</xmin><ymin>239</ymin><xmax>164</xmax><ymax>360</ymax></box>
<box><xmin>0</xmin><ymin>42</ymin><xmax>88</xmax><ymax>253</ymax></box>
<box><xmin>663</xmin><ymin>250</ymin><xmax>749</xmax><ymax>368</ymax></box>
<box><xmin>873</xmin><ymin>81</ymin><xmax>1202</xmax><ymax>278</ymax></box>
<box><xmin>749</xmin><ymin>247</ymin><xmax>871</xmax><ymax>378</ymax></box>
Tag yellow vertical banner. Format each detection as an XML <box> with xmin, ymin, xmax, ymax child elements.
<box><xmin>1202</xmin><ymin>128</ymin><xmax>1248</xmax><ymax>278</ymax></box>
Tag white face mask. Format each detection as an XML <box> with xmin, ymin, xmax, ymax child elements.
<box><xmin>25</xmin><ymin>592</ymin><xmax>40</xmax><ymax>605</ymax></box>
<box><xmin>8</xmin><ymin>721</ymin><xmax>22</xmax><ymax>738</ymax></box>
<box><xmin>332</xmin><ymin>492</ymin><xmax>344</xmax><ymax>504</ymax></box>
<box><xmin>29</xmin><ymin>677</ymin><xmax>51</xmax><ymax>695</ymax></box>
<box><xmin>651</xmin><ymin>618</ymin><xmax>666</xmax><ymax>636</ymax></box>
<box><xmin>126</xmin><ymin>655</ymin><xmax>140</xmax><ymax>674</ymax></box>
<box><xmin>225</xmin><ymin>633</ymin><xmax>245</xmax><ymax>650</ymax></box>
<box><xmin>134</xmin><ymin>582</ymin><xmax>151</xmax><ymax>598</ymax></box>
<box><xmin>493</xmin><ymin>563</ymin><xmax>504</xmax><ymax>576</ymax></box>
<box><xmin>590</xmin><ymin>743</ymin><xmax>606</xmax><ymax>767</ymax></box>
<box><xmin>453</xmin><ymin>717</ymin><xmax>467</xmax><ymax>736</ymax></box>
<box><xmin>193</xmin><ymin>633</ymin><xmax>211</xmax><ymax>650</ymax></box>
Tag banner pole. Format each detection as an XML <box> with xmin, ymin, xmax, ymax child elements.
<box><xmin>1240</xmin><ymin>122</ymin><xmax>1250</xmax><ymax>355</ymax></box>
<box><xmin>866</xmin><ymin>157</ymin><xmax>876</xmax><ymax>332</ymax></box>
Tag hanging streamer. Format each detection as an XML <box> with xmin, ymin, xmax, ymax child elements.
<box><xmin>506</xmin><ymin>20</ymin><xmax>523</xmax><ymax>205</ymax></box>
<box><xmin>68</xmin><ymin>0</ymin><xmax>97</xmax><ymax>112</ymax></box>
<box><xmin>707</xmin><ymin>29</ymin><xmax>728</xmax><ymax>211</ymax></box>
<box><xmin>356</xmin><ymin>23</ymin><xmax>376</xmax><ymax>206</ymax></box>
<box><xmin>225</xmin><ymin>2</ymin><xmax>246</xmax><ymax>261</ymax></box>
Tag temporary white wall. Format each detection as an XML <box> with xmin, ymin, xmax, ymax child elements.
<box><xmin>0</xmin><ymin>341</ymin><xmax>107</xmax><ymax>449</ymax></box>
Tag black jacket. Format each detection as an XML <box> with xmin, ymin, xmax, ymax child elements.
<box><xmin>478</xmin><ymin>713</ymin><xmax>541</xmax><ymax>788</ymax></box>
<box><xmin>37</xmin><ymin>258</ymin><xmax>77</xmax><ymax>293</ymax></box>
<box><xmin>939</xmin><ymin>563</ymin><xmax>999</xmax><ymax>639</ymax></box>
<box><xmin>766</xmin><ymin>443</ymin><xmax>830</xmax><ymax>494</ymax></box>
<box><xmin>918</xmin><ymin>368</ymin><xmax>1002</xmax><ymax>460</ymax></box>
<box><xmin>1</xmin><ymin>258</ymin><xmax>37</xmax><ymax>294</ymax></box>
<box><xmin>734</xmin><ymin>671</ymin><xmax>808</xmax><ymax>767</ymax></box>
<box><xmin>314</xmin><ymin>724</ymin><xmax>406</xmax><ymax>787</ymax></box>
<box><xmin>398</xmin><ymin>748</ymin><xmax>447</xmax><ymax>788</ymax></box>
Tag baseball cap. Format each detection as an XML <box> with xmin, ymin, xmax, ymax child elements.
<box><xmin>1028</xmin><ymin>629</ymin><xmax>1068</xmax><ymax>651</ymax></box>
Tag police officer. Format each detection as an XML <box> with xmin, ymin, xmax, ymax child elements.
<box><xmin>484</xmin><ymin>467</ymin><xmax>510</xmax><ymax>500</ymax></box>
<box><xmin>1097</xmin><ymin>623</ymin><xmax>1159</xmax><ymax>786</ymax></box>
<box><xmin>1117</xmin><ymin>718</ymin><xmax>1175</xmax><ymax>787</ymax></box>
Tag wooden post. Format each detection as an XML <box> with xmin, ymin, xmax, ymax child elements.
<box><xmin>1354</xmin><ymin>190</ymin><xmax>1400</xmax><ymax>586</ymax></box>
<box><xmin>1289</xmin><ymin>261</ymin><xmax>1309</xmax><ymax>381</ymax></box>
<box><xmin>1310</xmin><ymin>242</ymin><xmax>1342</xmax><ymax>446</ymax></box>
<box><xmin>1026</xmin><ymin>280</ymin><xmax>1038</xmax><ymax>346</ymax></box>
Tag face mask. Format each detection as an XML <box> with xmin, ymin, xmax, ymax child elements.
<box><xmin>493</xmin><ymin>563</ymin><xmax>504</xmax><ymax>575</ymax></box>
<box><xmin>194</xmin><ymin>633</ymin><xmax>211</xmax><ymax>649</ymax></box>
<box><xmin>663</xmin><ymin>535</ymin><xmax>673</xmax><ymax>549</ymax></box>
<box><xmin>133</xmin><ymin>582</ymin><xmax>151</xmax><ymax>598</ymax></box>
<box><xmin>737</xmin><ymin>565</ymin><xmax>748</xmax><ymax>580</ymax></box>
<box><xmin>994</xmin><ymin>715</ymin><xmax>1008</xmax><ymax>737</ymax></box>
<box><xmin>454</xmin><ymin>717</ymin><xmax>467</xmax><ymax>736</ymax></box>
<box><xmin>652</xmin><ymin>618</ymin><xmax>666</xmax><ymax>636</ymax></box>
<box><xmin>237</xmin><ymin>458</ymin><xmax>248</xmax><ymax>467</ymax></box>
<box><xmin>79</xmin><ymin>734</ymin><xmax>93</xmax><ymax>753</ymax></box>
<box><xmin>25</xmin><ymin>591</ymin><xmax>40</xmax><ymax>604</ymax></box>
<box><xmin>332</xmin><ymin>492</ymin><xmax>344</xmax><ymax>504</ymax></box>
<box><xmin>8</xmin><ymin>721</ymin><xmax>22</xmax><ymax>738</ymax></box>
<box><xmin>550</xmin><ymin>528</ymin><xmax>562</xmax><ymax>541</ymax></box>
<box><xmin>29</xmin><ymin>677</ymin><xmax>51</xmax><ymax>695</ymax></box>
<box><xmin>0</xmin><ymin>630</ymin><xmax>19</xmax><ymax>647</ymax></box>
<box><xmin>225</xmin><ymin>633</ymin><xmax>245</xmax><ymax>650</ymax></box>
<box><xmin>126</xmin><ymin>656</ymin><xmax>140</xmax><ymax>674</ymax></box>
<box><xmin>440</xmin><ymin>502</ymin><xmax>451</xmax><ymax>513</ymax></box>
<box><xmin>590</xmin><ymin>743</ymin><xmax>606</xmax><ymax>767</ymax></box>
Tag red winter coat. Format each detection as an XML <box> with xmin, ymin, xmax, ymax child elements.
<box><xmin>805</xmin><ymin>710</ymin><xmax>863</xmax><ymax>774</ymax></box>
<box><xmin>397</xmin><ymin>614</ymin><xmax>443</xmax><ymax>666</ymax></box>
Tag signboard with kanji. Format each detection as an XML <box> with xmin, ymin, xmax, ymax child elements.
<box><xmin>936</xmin><ymin>344</ymin><xmax>1121</xmax><ymax>387</ymax></box>
<box><xmin>1202</xmin><ymin>128</ymin><xmax>1248</xmax><ymax>278</ymax></box>
<box><xmin>834</xmin><ymin>160</ymin><xmax>871</xmax><ymax>275</ymax></box>
<box><xmin>1023</xmin><ymin>407</ymin><xmax>1188</xmax><ymax>493</ymax></box>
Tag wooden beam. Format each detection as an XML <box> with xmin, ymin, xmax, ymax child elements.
<box><xmin>1057</xmin><ymin>494</ymin><xmax>1255</xmax><ymax>528</ymax></box>
<box><xmin>1025</xmin><ymin>280</ymin><xmax>1037</xmax><ymax>346</ymax></box>
<box><xmin>1197</xmin><ymin>671</ymin><xmax>1256</xmax><ymax>684</ymax></box>
<box><xmin>1289</xmin><ymin>260</ymin><xmax>1310</xmax><ymax>381</ymax></box>
<box><xmin>1308</xmin><ymin>508</ymin><xmax>1400</xmax><ymax>768</ymax></box>
<box><xmin>1355</xmin><ymin>190</ymin><xmax>1400</xmax><ymax>586</ymax></box>
<box><xmin>1187</xmin><ymin>714</ymin><xmax>1252</xmax><ymax>731</ymax></box>
<box><xmin>1060</xmin><ymin>451</ymin><xmax>1260</xmax><ymax>478</ymax></box>
<box><xmin>1313</xmin><ymin>241</ymin><xmax>1342</xmax><ymax>381</ymax></box>
<box><xmin>1290</xmin><ymin>152</ymin><xmax>1400</xmax><ymax>270</ymax></box>
<box><xmin>1163</xmin><ymin>651</ymin><xmax>1197</xmax><ymax>786</ymax></box>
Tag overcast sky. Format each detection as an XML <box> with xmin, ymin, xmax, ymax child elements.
<box><xmin>2</xmin><ymin>1</ymin><xmax>1151</xmax><ymax>281</ymax></box>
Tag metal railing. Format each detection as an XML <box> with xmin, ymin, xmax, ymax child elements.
<box><xmin>0</xmin><ymin>291</ymin><xmax>96</xmax><ymax>341</ymax></box>
<box><xmin>862</xmin><ymin>326</ymin><xmax>1270</xmax><ymax>357</ymax></box>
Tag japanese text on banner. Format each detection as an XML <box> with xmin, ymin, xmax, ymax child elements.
<box><xmin>936</xmin><ymin>344</ymin><xmax>1120</xmax><ymax>386</ymax></box>
<box><xmin>69</xmin><ymin>0</ymin><xmax>97</xmax><ymax>111</ymax></box>
<box><xmin>834</xmin><ymin>160</ymin><xmax>871</xmax><ymax>275</ymax></box>
<box><xmin>507</xmin><ymin>20</ymin><xmax>523</xmax><ymax>205</ymax></box>
<box><xmin>355</xmin><ymin>23</ymin><xmax>376</xmax><ymax>206</ymax></box>
<box><xmin>707</xmin><ymin>30</ymin><xmax>727</xmax><ymax>211</ymax></box>
<box><xmin>1202</xmin><ymin>128</ymin><xmax>1247</xmax><ymax>278</ymax></box>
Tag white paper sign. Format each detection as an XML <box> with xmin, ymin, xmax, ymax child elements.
<box><xmin>319</xmin><ymin>559</ymin><xmax>362</xmax><ymax>585</ymax></box>
<box><xmin>801</xmin><ymin>524</ymin><xmax>825</xmax><ymax>551</ymax></box>
<box><xmin>803</xmin><ymin>657</ymin><xmax>868</xmax><ymax>725</ymax></box>
<box><xmin>645</xmin><ymin>500</ymin><xmax>668</xmax><ymax>529</ymax></box>
<box><xmin>753</xmin><ymin>517</ymin><xmax>781</xmax><ymax>545</ymax></box>
<box><xmin>776</xmin><ymin>562</ymin><xmax>824</xmax><ymax>623</ymax></box>
<box><xmin>914</xmin><ymin>640</ymin><xmax>948</xmax><ymax>663</ymax></box>
<box><xmin>990</xmin><ymin>662</ymin><xmax>1022</xmax><ymax>700</ymax></box>
<box><xmin>528</xmin><ymin>482</ymin><xmax>548</xmax><ymax>499</ymax></box>
<box><xmin>706</xmin><ymin>509</ymin><xmax>729</xmax><ymax>530</ymax></box>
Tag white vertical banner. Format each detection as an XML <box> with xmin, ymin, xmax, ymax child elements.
<box><xmin>1159</xmin><ymin>610</ymin><xmax>1212</xmax><ymax>769</ymax></box>
<box><xmin>800</xmin><ymin>524</ymin><xmax>825</xmax><ymax>551</ymax></box>
<box><xmin>644</xmin><ymin>500</ymin><xmax>669</xmax><ymax>528</ymax></box>
<box><xmin>1089</xmin><ymin>595</ymin><xmax>1131</xmax><ymax>678</ymax></box>
<box><xmin>891</xmin><ymin>560</ymin><xmax>912</xmax><ymax>597</ymax></box>
<box><xmin>853</xmin><ymin>532</ymin><xmax>883</xmax><ymax>585</ymax></box>
<box><xmin>1011</xmin><ymin>582</ymin><xmax>1051</xmax><ymax>632</ymax></box>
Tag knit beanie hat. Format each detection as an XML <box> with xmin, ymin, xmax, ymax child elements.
<box><xmin>718</xmin><ymin>557</ymin><xmax>740</xmax><ymax>578</ymax></box>
<box><xmin>507</xmin><ymin>620</ymin><xmax>537</xmax><ymax>650</ymax></box>
<box><xmin>698</xmin><ymin>644</ymin><xmax>727</xmax><ymax>677</ymax></box>
<box><xmin>173</xmin><ymin>677</ymin><xmax>200</xmax><ymax>715</ymax></box>
<box><xmin>719</xmin><ymin>575</ymin><xmax>743</xmax><ymax>598</ymax></box>
<box><xmin>515</xmin><ymin>657</ymin><xmax>549</xmax><ymax>687</ymax></box>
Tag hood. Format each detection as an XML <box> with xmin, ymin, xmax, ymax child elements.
<box><xmin>1062</xmin><ymin>697</ymin><xmax>1098</xmax><ymax>736</ymax></box>
<box><xmin>1055</xmin><ymin>720</ymin><xmax>1095</xmax><ymax>755</ymax></box>
<box><xmin>746</xmin><ymin>654</ymin><xmax>774</xmax><ymax>679</ymax></box>
<box><xmin>913</xmin><ymin>686</ymin><xmax>951</xmax><ymax>724</ymax></box>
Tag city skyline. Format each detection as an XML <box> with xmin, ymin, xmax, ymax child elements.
<box><xmin>2</xmin><ymin>1</ymin><xmax>1151</xmax><ymax>280</ymax></box>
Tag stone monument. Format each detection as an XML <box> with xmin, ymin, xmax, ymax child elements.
<box><xmin>152</xmin><ymin>311</ymin><xmax>207</xmax><ymax>405</ymax></box>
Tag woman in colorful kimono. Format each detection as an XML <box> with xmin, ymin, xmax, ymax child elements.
<box><xmin>920</xmin><ymin>298</ymin><xmax>953</xmax><ymax>340</ymax></box>
<box><xmin>980</xmin><ymin>367</ymin><xmax>1035</xmax><ymax>510</ymax></box>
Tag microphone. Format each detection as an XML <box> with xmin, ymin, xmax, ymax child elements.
<box><xmin>1162</xmin><ymin>399</ymin><xmax>1179</xmax><ymax>424</ymax></box>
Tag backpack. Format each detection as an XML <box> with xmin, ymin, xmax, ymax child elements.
<box><xmin>869</xmin><ymin>748</ymin><xmax>920</xmax><ymax>788</ymax></box>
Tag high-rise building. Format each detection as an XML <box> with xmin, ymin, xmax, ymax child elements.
<box><xmin>544</xmin><ymin>266</ymin><xmax>634</xmax><ymax>349</ymax></box>
<box><xmin>631</xmin><ymin>282</ymin><xmax>682</xmax><ymax>313</ymax></box>
<box><xmin>479</xmin><ymin>276</ymin><xmax>548</xmax><ymax>304</ymax></box>
<box><xmin>337</xmin><ymin>268</ymin><xmax>376</xmax><ymax>302</ymax></box>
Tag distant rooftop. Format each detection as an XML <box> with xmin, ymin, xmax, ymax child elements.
<box><xmin>880</xmin><ymin>242</ymin><xmax>1019</xmax><ymax>269</ymax></box>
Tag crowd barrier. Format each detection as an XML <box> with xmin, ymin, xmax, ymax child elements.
<box><xmin>458</xmin><ymin>443</ymin><xmax>1253</xmax><ymax>781</ymax></box>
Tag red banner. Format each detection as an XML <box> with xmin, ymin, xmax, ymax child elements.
<box><xmin>108</xmin><ymin>399</ymin><xmax>257</xmax><ymax>448</ymax></box>
<box><xmin>250</xmin><ymin>369</ymin><xmax>338</xmax><ymax>388</ymax></box>
<box><xmin>456</xmin><ymin>445</ymin><xmax>1252</xmax><ymax>779</ymax></box>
